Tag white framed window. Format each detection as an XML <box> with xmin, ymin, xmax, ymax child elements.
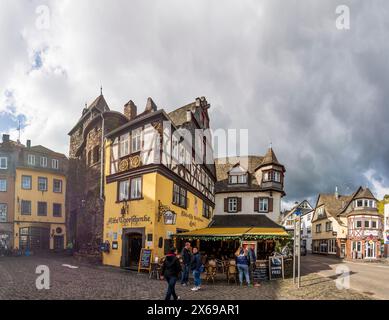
<box><xmin>119</xmin><ymin>133</ymin><xmax>130</xmax><ymax>157</ymax></box>
<box><xmin>22</xmin><ymin>175</ymin><xmax>32</xmax><ymax>189</ymax></box>
<box><xmin>53</xmin><ymin>179</ymin><xmax>62</xmax><ymax>193</ymax></box>
<box><xmin>131</xmin><ymin>128</ymin><xmax>142</xmax><ymax>153</ymax></box>
<box><xmin>21</xmin><ymin>200</ymin><xmax>31</xmax><ymax>215</ymax></box>
<box><xmin>130</xmin><ymin>177</ymin><xmax>142</xmax><ymax>199</ymax></box>
<box><xmin>228</xmin><ymin>198</ymin><xmax>238</xmax><ymax>212</ymax></box>
<box><xmin>0</xmin><ymin>203</ymin><xmax>7</xmax><ymax>222</ymax></box>
<box><xmin>52</xmin><ymin>159</ymin><xmax>59</xmax><ymax>169</ymax></box>
<box><xmin>238</xmin><ymin>174</ymin><xmax>247</xmax><ymax>184</ymax></box>
<box><xmin>259</xmin><ymin>198</ymin><xmax>269</xmax><ymax>212</ymax></box>
<box><xmin>28</xmin><ymin>154</ymin><xmax>35</xmax><ymax>166</ymax></box>
<box><xmin>179</xmin><ymin>187</ymin><xmax>187</xmax><ymax>208</ymax></box>
<box><xmin>371</xmin><ymin>220</ymin><xmax>377</xmax><ymax>229</ymax></box>
<box><xmin>118</xmin><ymin>180</ymin><xmax>129</xmax><ymax>201</ymax></box>
<box><xmin>328</xmin><ymin>239</ymin><xmax>337</xmax><ymax>254</ymax></box>
<box><xmin>0</xmin><ymin>157</ymin><xmax>7</xmax><ymax>169</ymax></box>
<box><xmin>316</xmin><ymin>224</ymin><xmax>322</xmax><ymax>233</ymax></box>
<box><xmin>40</xmin><ymin>156</ymin><xmax>47</xmax><ymax>167</ymax></box>
<box><xmin>53</xmin><ymin>203</ymin><xmax>62</xmax><ymax>217</ymax></box>
<box><xmin>355</xmin><ymin>220</ymin><xmax>362</xmax><ymax>228</ymax></box>
<box><xmin>326</xmin><ymin>221</ymin><xmax>333</xmax><ymax>232</ymax></box>
<box><xmin>228</xmin><ymin>175</ymin><xmax>238</xmax><ymax>184</ymax></box>
<box><xmin>364</xmin><ymin>220</ymin><xmax>370</xmax><ymax>228</ymax></box>
<box><xmin>355</xmin><ymin>199</ymin><xmax>376</xmax><ymax>208</ymax></box>
<box><xmin>37</xmin><ymin>177</ymin><xmax>48</xmax><ymax>191</ymax></box>
<box><xmin>274</xmin><ymin>171</ymin><xmax>281</xmax><ymax>182</ymax></box>
<box><xmin>0</xmin><ymin>179</ymin><xmax>7</xmax><ymax>192</ymax></box>
<box><xmin>173</xmin><ymin>184</ymin><xmax>180</xmax><ymax>205</ymax></box>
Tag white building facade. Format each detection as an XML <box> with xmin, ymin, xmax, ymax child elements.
<box><xmin>214</xmin><ymin>148</ymin><xmax>286</xmax><ymax>223</ymax></box>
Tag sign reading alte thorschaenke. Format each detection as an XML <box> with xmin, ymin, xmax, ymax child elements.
<box><xmin>107</xmin><ymin>215</ymin><xmax>151</xmax><ymax>227</ymax></box>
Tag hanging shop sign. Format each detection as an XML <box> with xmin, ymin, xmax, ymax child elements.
<box><xmin>107</xmin><ymin>215</ymin><xmax>151</xmax><ymax>227</ymax></box>
<box><xmin>163</xmin><ymin>210</ymin><xmax>177</xmax><ymax>225</ymax></box>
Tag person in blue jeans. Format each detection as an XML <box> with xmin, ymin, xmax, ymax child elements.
<box><xmin>161</xmin><ymin>248</ymin><xmax>182</xmax><ymax>300</ymax></box>
<box><xmin>235</xmin><ymin>247</ymin><xmax>251</xmax><ymax>286</ymax></box>
<box><xmin>180</xmin><ymin>242</ymin><xmax>192</xmax><ymax>286</ymax></box>
<box><xmin>190</xmin><ymin>247</ymin><xmax>202</xmax><ymax>291</ymax></box>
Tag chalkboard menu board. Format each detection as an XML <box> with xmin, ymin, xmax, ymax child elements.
<box><xmin>138</xmin><ymin>248</ymin><xmax>153</xmax><ymax>273</ymax></box>
<box><xmin>269</xmin><ymin>256</ymin><xmax>284</xmax><ymax>280</ymax></box>
<box><xmin>253</xmin><ymin>260</ymin><xmax>269</xmax><ymax>282</ymax></box>
<box><xmin>283</xmin><ymin>258</ymin><xmax>293</xmax><ymax>278</ymax></box>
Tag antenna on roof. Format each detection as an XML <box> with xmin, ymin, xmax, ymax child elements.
<box><xmin>269</xmin><ymin>141</ymin><xmax>273</xmax><ymax>149</ymax></box>
<box><xmin>100</xmin><ymin>85</ymin><xmax>103</xmax><ymax>96</ymax></box>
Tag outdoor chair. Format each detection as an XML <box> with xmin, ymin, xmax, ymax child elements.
<box><xmin>215</xmin><ymin>259</ymin><xmax>225</xmax><ymax>274</ymax></box>
<box><xmin>205</xmin><ymin>264</ymin><xmax>217</xmax><ymax>283</ymax></box>
<box><xmin>227</xmin><ymin>264</ymin><xmax>237</xmax><ymax>285</ymax></box>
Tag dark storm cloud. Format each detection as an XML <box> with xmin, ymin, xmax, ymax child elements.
<box><xmin>2</xmin><ymin>0</ymin><xmax>388</xmax><ymax>205</ymax></box>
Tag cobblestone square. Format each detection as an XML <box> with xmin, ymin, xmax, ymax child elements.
<box><xmin>0</xmin><ymin>255</ymin><xmax>372</xmax><ymax>300</ymax></box>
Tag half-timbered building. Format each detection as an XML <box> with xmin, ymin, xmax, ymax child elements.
<box><xmin>102</xmin><ymin>97</ymin><xmax>216</xmax><ymax>268</ymax></box>
<box><xmin>312</xmin><ymin>187</ymin><xmax>383</xmax><ymax>259</ymax></box>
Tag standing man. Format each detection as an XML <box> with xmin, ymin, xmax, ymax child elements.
<box><xmin>180</xmin><ymin>242</ymin><xmax>192</xmax><ymax>286</ymax></box>
<box><xmin>190</xmin><ymin>247</ymin><xmax>203</xmax><ymax>291</ymax></box>
<box><xmin>248</xmin><ymin>244</ymin><xmax>257</xmax><ymax>285</ymax></box>
<box><xmin>161</xmin><ymin>248</ymin><xmax>182</xmax><ymax>301</ymax></box>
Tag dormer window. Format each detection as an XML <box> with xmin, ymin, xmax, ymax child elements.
<box><xmin>228</xmin><ymin>174</ymin><xmax>247</xmax><ymax>184</ymax></box>
<box><xmin>228</xmin><ymin>165</ymin><xmax>248</xmax><ymax>185</ymax></box>
<box><xmin>317</xmin><ymin>207</ymin><xmax>324</xmax><ymax>218</ymax></box>
<box><xmin>354</xmin><ymin>199</ymin><xmax>376</xmax><ymax>208</ymax></box>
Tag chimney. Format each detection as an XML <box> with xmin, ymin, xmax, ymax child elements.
<box><xmin>26</xmin><ymin>140</ymin><xmax>31</xmax><ymax>148</ymax></box>
<box><xmin>2</xmin><ymin>134</ymin><xmax>10</xmax><ymax>143</ymax></box>
<box><xmin>186</xmin><ymin>110</ymin><xmax>192</xmax><ymax>122</ymax></box>
<box><xmin>124</xmin><ymin>100</ymin><xmax>137</xmax><ymax>120</ymax></box>
<box><xmin>335</xmin><ymin>186</ymin><xmax>339</xmax><ymax>199</ymax></box>
<box><xmin>145</xmin><ymin>97</ymin><xmax>157</xmax><ymax>113</ymax></box>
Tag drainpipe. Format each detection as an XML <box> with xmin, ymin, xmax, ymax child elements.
<box><xmin>100</xmin><ymin>114</ymin><xmax>105</xmax><ymax>202</ymax></box>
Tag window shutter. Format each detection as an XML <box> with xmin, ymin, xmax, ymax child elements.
<box><xmin>254</xmin><ymin>198</ymin><xmax>259</xmax><ymax>212</ymax></box>
<box><xmin>224</xmin><ymin>198</ymin><xmax>228</xmax><ymax>212</ymax></box>
<box><xmin>237</xmin><ymin>198</ymin><xmax>242</xmax><ymax>212</ymax></box>
<box><xmin>268</xmin><ymin>198</ymin><xmax>273</xmax><ymax>212</ymax></box>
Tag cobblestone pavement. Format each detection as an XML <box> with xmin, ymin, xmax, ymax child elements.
<box><xmin>0</xmin><ymin>254</ymin><xmax>371</xmax><ymax>300</ymax></box>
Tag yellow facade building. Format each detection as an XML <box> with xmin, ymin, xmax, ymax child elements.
<box><xmin>102</xmin><ymin>97</ymin><xmax>216</xmax><ymax>268</ymax></box>
<box><xmin>13</xmin><ymin>142</ymin><xmax>68</xmax><ymax>251</ymax></box>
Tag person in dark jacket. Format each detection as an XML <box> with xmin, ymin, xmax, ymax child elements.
<box><xmin>190</xmin><ymin>247</ymin><xmax>203</xmax><ymax>291</ymax></box>
<box><xmin>248</xmin><ymin>245</ymin><xmax>257</xmax><ymax>284</ymax></box>
<box><xmin>180</xmin><ymin>242</ymin><xmax>192</xmax><ymax>286</ymax></box>
<box><xmin>160</xmin><ymin>248</ymin><xmax>182</xmax><ymax>300</ymax></box>
<box><xmin>235</xmin><ymin>247</ymin><xmax>251</xmax><ymax>286</ymax></box>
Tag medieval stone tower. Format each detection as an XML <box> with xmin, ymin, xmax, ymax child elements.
<box><xmin>67</xmin><ymin>94</ymin><xmax>128</xmax><ymax>253</ymax></box>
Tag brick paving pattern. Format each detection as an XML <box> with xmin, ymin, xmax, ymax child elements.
<box><xmin>0</xmin><ymin>255</ymin><xmax>371</xmax><ymax>300</ymax></box>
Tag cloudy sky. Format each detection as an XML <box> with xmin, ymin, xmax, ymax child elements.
<box><xmin>1</xmin><ymin>0</ymin><xmax>389</xmax><ymax>207</ymax></box>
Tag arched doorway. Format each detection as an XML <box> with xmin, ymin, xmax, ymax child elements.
<box><xmin>121</xmin><ymin>228</ymin><xmax>145</xmax><ymax>269</ymax></box>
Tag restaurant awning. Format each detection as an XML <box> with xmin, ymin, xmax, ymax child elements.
<box><xmin>174</xmin><ymin>226</ymin><xmax>289</xmax><ymax>241</ymax></box>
